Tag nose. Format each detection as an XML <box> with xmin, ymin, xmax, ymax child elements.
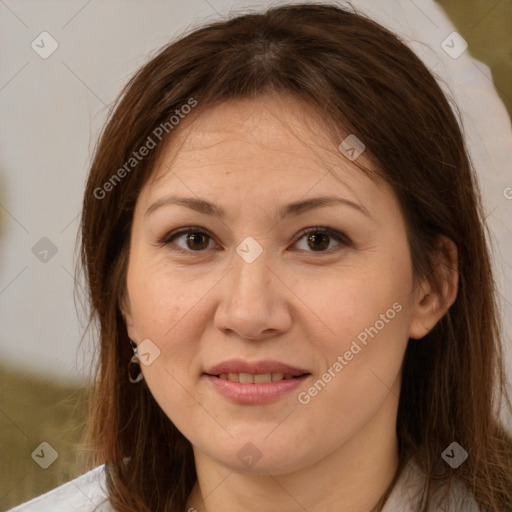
<box><xmin>213</xmin><ymin>248</ymin><xmax>293</xmax><ymax>341</ymax></box>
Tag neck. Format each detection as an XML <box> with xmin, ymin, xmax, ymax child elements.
<box><xmin>186</xmin><ymin>384</ymin><xmax>400</xmax><ymax>512</ymax></box>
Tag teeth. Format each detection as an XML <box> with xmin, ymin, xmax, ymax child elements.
<box><xmin>253</xmin><ymin>373</ymin><xmax>272</xmax><ymax>383</ymax></box>
<box><xmin>239</xmin><ymin>372</ymin><xmax>254</xmax><ymax>383</ymax></box>
<box><xmin>217</xmin><ymin>372</ymin><xmax>295</xmax><ymax>383</ymax></box>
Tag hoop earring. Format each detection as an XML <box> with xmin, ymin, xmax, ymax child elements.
<box><xmin>128</xmin><ymin>339</ymin><xmax>144</xmax><ymax>384</ymax></box>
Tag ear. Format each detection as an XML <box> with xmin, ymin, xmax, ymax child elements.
<box><xmin>409</xmin><ymin>235</ymin><xmax>458</xmax><ymax>340</ymax></box>
<box><xmin>120</xmin><ymin>292</ymin><xmax>138</xmax><ymax>342</ymax></box>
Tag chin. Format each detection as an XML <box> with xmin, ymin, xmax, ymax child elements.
<box><xmin>200</xmin><ymin>440</ymin><xmax>310</xmax><ymax>475</ymax></box>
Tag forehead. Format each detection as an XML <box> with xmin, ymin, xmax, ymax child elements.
<box><xmin>157</xmin><ymin>93</ymin><xmax>341</xmax><ymax>157</ymax></box>
<box><xmin>142</xmin><ymin>94</ymin><xmax>393</xmax><ymax>217</ymax></box>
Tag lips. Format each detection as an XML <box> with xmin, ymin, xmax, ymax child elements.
<box><xmin>204</xmin><ymin>359</ymin><xmax>310</xmax><ymax>379</ymax></box>
<box><xmin>217</xmin><ymin>372</ymin><xmax>295</xmax><ymax>383</ymax></box>
<box><xmin>204</xmin><ymin>359</ymin><xmax>311</xmax><ymax>404</ymax></box>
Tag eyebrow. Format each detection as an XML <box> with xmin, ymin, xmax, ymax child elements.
<box><xmin>145</xmin><ymin>194</ymin><xmax>371</xmax><ymax>220</ymax></box>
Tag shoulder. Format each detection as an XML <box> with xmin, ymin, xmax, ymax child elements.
<box><xmin>7</xmin><ymin>465</ymin><xmax>113</xmax><ymax>512</ymax></box>
<box><xmin>382</xmin><ymin>459</ymin><xmax>483</xmax><ymax>512</ymax></box>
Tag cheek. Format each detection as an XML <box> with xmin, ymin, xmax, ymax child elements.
<box><xmin>294</xmin><ymin>262</ymin><xmax>411</xmax><ymax>353</ymax></box>
<box><xmin>292</xmin><ymin>246</ymin><xmax>413</xmax><ymax>402</ymax></box>
<box><xmin>293</xmin><ymin>280</ymin><xmax>409</xmax><ymax>446</ymax></box>
<box><xmin>124</xmin><ymin>264</ymin><xmax>201</xmax><ymax>401</ymax></box>
<box><xmin>126</xmin><ymin>262</ymin><xmax>206</xmax><ymax>421</ymax></box>
<box><xmin>126</xmin><ymin>253</ymin><xmax>206</xmax><ymax>337</ymax></box>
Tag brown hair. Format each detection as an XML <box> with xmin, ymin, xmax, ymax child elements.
<box><xmin>79</xmin><ymin>3</ymin><xmax>512</xmax><ymax>511</ymax></box>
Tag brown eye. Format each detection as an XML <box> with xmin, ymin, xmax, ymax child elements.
<box><xmin>294</xmin><ymin>227</ymin><xmax>349</xmax><ymax>253</ymax></box>
<box><xmin>184</xmin><ymin>232</ymin><xmax>210</xmax><ymax>250</ymax></box>
<box><xmin>162</xmin><ymin>229</ymin><xmax>215</xmax><ymax>252</ymax></box>
<box><xmin>306</xmin><ymin>232</ymin><xmax>330</xmax><ymax>251</ymax></box>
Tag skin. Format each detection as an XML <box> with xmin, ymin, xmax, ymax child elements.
<box><xmin>121</xmin><ymin>94</ymin><xmax>458</xmax><ymax>512</ymax></box>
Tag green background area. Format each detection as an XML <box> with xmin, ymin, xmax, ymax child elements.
<box><xmin>1</xmin><ymin>1</ymin><xmax>511</xmax><ymax>510</ymax></box>
<box><xmin>0</xmin><ymin>365</ymin><xmax>89</xmax><ymax>510</ymax></box>
<box><xmin>437</xmin><ymin>0</ymin><xmax>511</xmax><ymax>118</ymax></box>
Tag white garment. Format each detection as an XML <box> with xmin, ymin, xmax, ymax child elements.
<box><xmin>381</xmin><ymin>460</ymin><xmax>482</xmax><ymax>511</ymax></box>
<box><xmin>7</xmin><ymin>465</ymin><xmax>112</xmax><ymax>512</ymax></box>
<box><xmin>7</xmin><ymin>461</ymin><xmax>481</xmax><ymax>512</ymax></box>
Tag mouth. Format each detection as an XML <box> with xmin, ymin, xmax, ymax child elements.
<box><xmin>203</xmin><ymin>359</ymin><xmax>311</xmax><ymax>404</ymax></box>
<box><xmin>205</xmin><ymin>358</ymin><xmax>310</xmax><ymax>378</ymax></box>
<box><xmin>210</xmin><ymin>372</ymin><xmax>308</xmax><ymax>383</ymax></box>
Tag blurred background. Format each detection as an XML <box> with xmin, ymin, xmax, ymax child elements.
<box><xmin>1</xmin><ymin>0</ymin><xmax>511</xmax><ymax>509</ymax></box>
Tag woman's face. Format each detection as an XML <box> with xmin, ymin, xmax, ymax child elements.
<box><xmin>122</xmin><ymin>94</ymin><xmax>424</xmax><ymax>474</ymax></box>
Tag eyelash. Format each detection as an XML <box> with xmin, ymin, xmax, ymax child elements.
<box><xmin>158</xmin><ymin>226</ymin><xmax>351</xmax><ymax>255</ymax></box>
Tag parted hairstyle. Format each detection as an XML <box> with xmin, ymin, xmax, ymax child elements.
<box><xmin>79</xmin><ymin>3</ymin><xmax>512</xmax><ymax>511</ymax></box>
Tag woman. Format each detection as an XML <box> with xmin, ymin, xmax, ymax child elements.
<box><xmin>10</xmin><ymin>2</ymin><xmax>512</xmax><ymax>511</ymax></box>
